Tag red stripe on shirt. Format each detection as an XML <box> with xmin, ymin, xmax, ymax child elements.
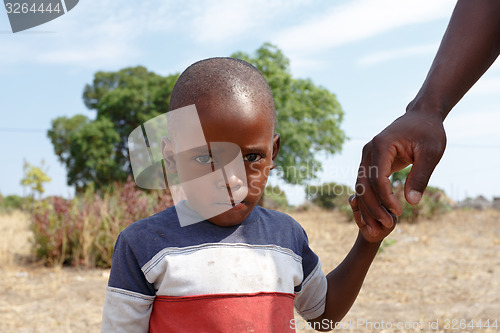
<box><xmin>150</xmin><ymin>292</ymin><xmax>296</xmax><ymax>332</ymax></box>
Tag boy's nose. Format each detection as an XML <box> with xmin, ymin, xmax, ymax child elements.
<box><xmin>217</xmin><ymin>174</ymin><xmax>244</xmax><ymax>191</ymax></box>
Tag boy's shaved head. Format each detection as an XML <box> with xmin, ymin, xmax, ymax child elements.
<box><xmin>169</xmin><ymin>57</ymin><xmax>276</xmax><ymax>129</ymax></box>
<box><xmin>163</xmin><ymin>57</ymin><xmax>281</xmax><ymax>226</ymax></box>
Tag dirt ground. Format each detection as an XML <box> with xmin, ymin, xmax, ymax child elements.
<box><xmin>1</xmin><ymin>208</ymin><xmax>499</xmax><ymax>332</ymax></box>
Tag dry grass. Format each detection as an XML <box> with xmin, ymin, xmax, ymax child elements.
<box><xmin>1</xmin><ymin>209</ymin><xmax>499</xmax><ymax>332</ymax></box>
<box><xmin>0</xmin><ymin>211</ymin><xmax>32</xmax><ymax>267</ymax></box>
<box><xmin>0</xmin><ymin>212</ymin><xmax>109</xmax><ymax>332</ymax></box>
<box><xmin>292</xmin><ymin>208</ymin><xmax>500</xmax><ymax>332</ymax></box>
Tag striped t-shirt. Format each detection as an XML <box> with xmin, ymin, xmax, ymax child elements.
<box><xmin>101</xmin><ymin>203</ymin><xmax>327</xmax><ymax>332</ymax></box>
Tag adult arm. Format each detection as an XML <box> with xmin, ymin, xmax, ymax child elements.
<box><xmin>355</xmin><ymin>0</ymin><xmax>500</xmax><ymax>230</ymax></box>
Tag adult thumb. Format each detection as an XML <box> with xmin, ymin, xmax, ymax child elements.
<box><xmin>404</xmin><ymin>160</ymin><xmax>437</xmax><ymax>205</ymax></box>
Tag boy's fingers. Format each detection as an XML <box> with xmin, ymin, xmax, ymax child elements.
<box><xmin>349</xmin><ymin>195</ymin><xmax>364</xmax><ymax>229</ymax></box>
<box><xmin>358</xmin><ymin>198</ymin><xmax>381</xmax><ymax>237</ymax></box>
<box><xmin>388</xmin><ymin>209</ymin><xmax>398</xmax><ymax>226</ymax></box>
<box><xmin>356</xmin><ymin>143</ymin><xmax>396</xmax><ymax>227</ymax></box>
<box><xmin>353</xmin><ymin>212</ymin><xmax>365</xmax><ymax>232</ymax></box>
<box><xmin>348</xmin><ymin>194</ymin><xmax>358</xmax><ymax>210</ymax></box>
<box><xmin>356</xmin><ymin>177</ymin><xmax>395</xmax><ymax>228</ymax></box>
<box><xmin>351</xmin><ymin>194</ymin><xmax>397</xmax><ymax>240</ymax></box>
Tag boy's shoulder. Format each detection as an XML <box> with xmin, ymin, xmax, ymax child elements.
<box><xmin>118</xmin><ymin>205</ymin><xmax>180</xmax><ymax>242</ymax></box>
<box><xmin>245</xmin><ymin>206</ymin><xmax>311</xmax><ymax>247</ymax></box>
<box><xmin>253</xmin><ymin>205</ymin><xmax>303</xmax><ymax>229</ymax></box>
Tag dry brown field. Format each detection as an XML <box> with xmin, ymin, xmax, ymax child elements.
<box><xmin>1</xmin><ymin>208</ymin><xmax>499</xmax><ymax>332</ymax></box>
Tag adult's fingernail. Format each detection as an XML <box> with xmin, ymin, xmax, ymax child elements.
<box><xmin>408</xmin><ymin>190</ymin><xmax>422</xmax><ymax>204</ymax></box>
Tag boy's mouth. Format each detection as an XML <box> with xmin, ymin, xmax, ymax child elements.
<box><xmin>214</xmin><ymin>201</ymin><xmax>246</xmax><ymax>210</ymax></box>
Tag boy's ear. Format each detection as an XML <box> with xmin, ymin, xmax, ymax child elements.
<box><xmin>161</xmin><ymin>136</ymin><xmax>177</xmax><ymax>174</ymax></box>
<box><xmin>270</xmin><ymin>133</ymin><xmax>280</xmax><ymax>170</ymax></box>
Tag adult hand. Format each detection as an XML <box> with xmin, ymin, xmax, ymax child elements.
<box><xmin>355</xmin><ymin>110</ymin><xmax>446</xmax><ymax>228</ymax></box>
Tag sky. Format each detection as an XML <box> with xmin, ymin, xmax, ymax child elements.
<box><xmin>1</xmin><ymin>0</ymin><xmax>499</xmax><ymax>205</ymax></box>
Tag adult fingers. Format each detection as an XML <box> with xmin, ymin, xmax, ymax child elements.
<box><xmin>405</xmin><ymin>122</ymin><xmax>446</xmax><ymax>204</ymax></box>
<box><xmin>404</xmin><ymin>145</ymin><xmax>445</xmax><ymax>205</ymax></box>
<box><xmin>356</xmin><ymin>142</ymin><xmax>396</xmax><ymax>227</ymax></box>
<box><xmin>368</xmin><ymin>136</ymin><xmax>404</xmax><ymax>216</ymax></box>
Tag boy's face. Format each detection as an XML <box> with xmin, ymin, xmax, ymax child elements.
<box><xmin>164</xmin><ymin>94</ymin><xmax>279</xmax><ymax>227</ymax></box>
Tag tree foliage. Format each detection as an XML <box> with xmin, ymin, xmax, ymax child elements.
<box><xmin>49</xmin><ymin>44</ymin><xmax>345</xmax><ymax>191</ymax></box>
<box><xmin>232</xmin><ymin>43</ymin><xmax>346</xmax><ymax>184</ymax></box>
<box><xmin>48</xmin><ymin>67</ymin><xmax>178</xmax><ymax>192</ymax></box>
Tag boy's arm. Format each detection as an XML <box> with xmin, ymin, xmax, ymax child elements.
<box><xmin>355</xmin><ymin>0</ymin><xmax>500</xmax><ymax>228</ymax></box>
<box><xmin>309</xmin><ymin>232</ymin><xmax>380</xmax><ymax>329</ymax></box>
<box><xmin>309</xmin><ymin>196</ymin><xmax>395</xmax><ymax>330</ymax></box>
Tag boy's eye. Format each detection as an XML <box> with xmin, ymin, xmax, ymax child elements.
<box><xmin>195</xmin><ymin>155</ymin><xmax>213</xmax><ymax>164</ymax></box>
<box><xmin>244</xmin><ymin>153</ymin><xmax>262</xmax><ymax>162</ymax></box>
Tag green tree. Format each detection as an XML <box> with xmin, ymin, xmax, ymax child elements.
<box><xmin>232</xmin><ymin>43</ymin><xmax>346</xmax><ymax>184</ymax></box>
<box><xmin>67</xmin><ymin>118</ymin><xmax>122</xmax><ymax>190</ymax></box>
<box><xmin>21</xmin><ymin>160</ymin><xmax>51</xmax><ymax>198</ymax></box>
<box><xmin>48</xmin><ymin>66</ymin><xmax>178</xmax><ymax>192</ymax></box>
<box><xmin>49</xmin><ymin>44</ymin><xmax>345</xmax><ymax>191</ymax></box>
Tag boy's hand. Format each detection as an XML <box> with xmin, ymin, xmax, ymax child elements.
<box><xmin>349</xmin><ymin>195</ymin><xmax>396</xmax><ymax>243</ymax></box>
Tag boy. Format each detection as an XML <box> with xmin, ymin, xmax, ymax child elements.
<box><xmin>101</xmin><ymin>58</ymin><xmax>395</xmax><ymax>332</ymax></box>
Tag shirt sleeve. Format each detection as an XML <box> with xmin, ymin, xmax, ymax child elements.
<box><xmin>101</xmin><ymin>233</ymin><xmax>156</xmax><ymax>333</ymax></box>
<box><xmin>293</xmin><ymin>227</ymin><xmax>328</xmax><ymax>321</ymax></box>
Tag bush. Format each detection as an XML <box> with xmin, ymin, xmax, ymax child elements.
<box><xmin>0</xmin><ymin>194</ymin><xmax>31</xmax><ymax>213</ymax></box>
<box><xmin>305</xmin><ymin>182</ymin><xmax>354</xmax><ymax>218</ymax></box>
<box><xmin>391</xmin><ymin>167</ymin><xmax>451</xmax><ymax>222</ymax></box>
<box><xmin>262</xmin><ymin>186</ymin><xmax>289</xmax><ymax>211</ymax></box>
<box><xmin>395</xmin><ymin>185</ymin><xmax>451</xmax><ymax>222</ymax></box>
<box><xmin>29</xmin><ymin>179</ymin><xmax>173</xmax><ymax>268</ymax></box>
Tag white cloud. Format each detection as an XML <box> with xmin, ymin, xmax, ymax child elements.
<box><xmin>186</xmin><ymin>0</ymin><xmax>307</xmax><ymax>44</ymax></box>
<box><xmin>286</xmin><ymin>56</ymin><xmax>326</xmax><ymax>76</ymax></box>
<box><xmin>1</xmin><ymin>0</ymin><xmax>315</xmax><ymax>69</ymax></box>
<box><xmin>187</xmin><ymin>0</ymin><xmax>267</xmax><ymax>43</ymax></box>
<box><xmin>273</xmin><ymin>0</ymin><xmax>455</xmax><ymax>53</ymax></box>
<box><xmin>0</xmin><ymin>0</ymin><xmax>184</xmax><ymax>69</ymax></box>
<box><xmin>1</xmin><ymin>0</ymin><xmax>458</xmax><ymax>70</ymax></box>
<box><xmin>358</xmin><ymin>43</ymin><xmax>439</xmax><ymax>66</ymax></box>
